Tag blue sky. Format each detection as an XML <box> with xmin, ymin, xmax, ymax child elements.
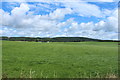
<box><xmin>0</xmin><ymin>1</ymin><xmax>118</xmax><ymax>40</ymax></box>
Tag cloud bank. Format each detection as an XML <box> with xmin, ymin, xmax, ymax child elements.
<box><xmin>0</xmin><ymin>2</ymin><xmax>118</xmax><ymax>40</ymax></box>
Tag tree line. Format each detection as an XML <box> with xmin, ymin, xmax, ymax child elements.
<box><xmin>0</xmin><ymin>36</ymin><xmax>119</xmax><ymax>42</ymax></box>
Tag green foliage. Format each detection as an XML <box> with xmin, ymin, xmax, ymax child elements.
<box><xmin>1</xmin><ymin>36</ymin><xmax>119</xmax><ymax>42</ymax></box>
<box><xmin>2</xmin><ymin>41</ymin><xmax>118</xmax><ymax>78</ymax></box>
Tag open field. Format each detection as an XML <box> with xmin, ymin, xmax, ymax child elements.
<box><xmin>2</xmin><ymin>41</ymin><xmax>118</xmax><ymax>78</ymax></box>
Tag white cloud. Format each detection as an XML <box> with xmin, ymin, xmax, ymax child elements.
<box><xmin>1</xmin><ymin>0</ymin><xmax>119</xmax><ymax>2</ymax></box>
<box><xmin>0</xmin><ymin>3</ymin><xmax>118</xmax><ymax>40</ymax></box>
<box><xmin>59</xmin><ymin>1</ymin><xmax>111</xmax><ymax>18</ymax></box>
<box><xmin>11</xmin><ymin>3</ymin><xmax>29</xmax><ymax>16</ymax></box>
<box><xmin>60</xmin><ymin>9</ymin><xmax>118</xmax><ymax>40</ymax></box>
<box><xmin>49</xmin><ymin>8</ymin><xmax>72</xmax><ymax>20</ymax></box>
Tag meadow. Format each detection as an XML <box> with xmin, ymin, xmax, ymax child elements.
<box><xmin>2</xmin><ymin>41</ymin><xmax>118</xmax><ymax>78</ymax></box>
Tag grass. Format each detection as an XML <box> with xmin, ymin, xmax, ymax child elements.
<box><xmin>2</xmin><ymin>41</ymin><xmax>118</xmax><ymax>78</ymax></box>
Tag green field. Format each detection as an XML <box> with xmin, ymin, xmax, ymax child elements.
<box><xmin>2</xmin><ymin>41</ymin><xmax>118</xmax><ymax>78</ymax></box>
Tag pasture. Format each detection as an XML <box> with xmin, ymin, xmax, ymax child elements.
<box><xmin>2</xmin><ymin>41</ymin><xmax>118</xmax><ymax>78</ymax></box>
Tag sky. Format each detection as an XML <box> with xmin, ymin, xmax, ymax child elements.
<box><xmin>0</xmin><ymin>0</ymin><xmax>119</xmax><ymax>40</ymax></box>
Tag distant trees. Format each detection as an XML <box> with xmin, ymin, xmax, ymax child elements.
<box><xmin>1</xmin><ymin>36</ymin><xmax>120</xmax><ymax>42</ymax></box>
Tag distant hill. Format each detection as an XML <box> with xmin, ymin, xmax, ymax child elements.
<box><xmin>0</xmin><ymin>36</ymin><xmax>119</xmax><ymax>42</ymax></box>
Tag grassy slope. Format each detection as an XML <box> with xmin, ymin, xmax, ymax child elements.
<box><xmin>2</xmin><ymin>41</ymin><xmax>118</xmax><ymax>78</ymax></box>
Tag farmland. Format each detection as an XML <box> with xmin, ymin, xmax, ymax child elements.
<box><xmin>2</xmin><ymin>41</ymin><xmax>118</xmax><ymax>78</ymax></box>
